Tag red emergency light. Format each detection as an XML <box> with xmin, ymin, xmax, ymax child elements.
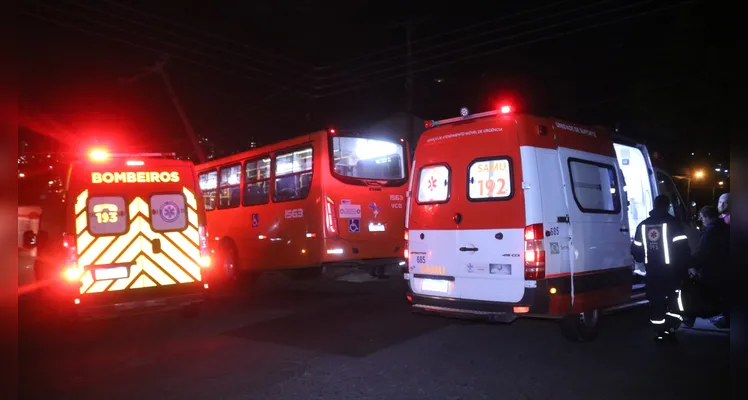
<box><xmin>500</xmin><ymin>105</ymin><xmax>512</xmax><ymax>114</ymax></box>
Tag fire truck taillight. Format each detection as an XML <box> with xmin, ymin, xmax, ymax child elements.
<box><xmin>61</xmin><ymin>233</ymin><xmax>81</xmax><ymax>282</ymax></box>
<box><xmin>524</xmin><ymin>224</ymin><xmax>545</xmax><ymax>280</ymax></box>
<box><xmin>198</xmin><ymin>225</ymin><xmax>211</xmax><ymax>267</ymax></box>
<box><xmin>63</xmin><ymin>266</ymin><xmax>83</xmax><ymax>282</ymax></box>
<box><xmin>500</xmin><ymin>105</ymin><xmax>512</xmax><ymax>114</ymax></box>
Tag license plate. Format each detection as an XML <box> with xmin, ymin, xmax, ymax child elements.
<box><xmin>421</xmin><ymin>278</ymin><xmax>449</xmax><ymax>293</ymax></box>
<box><xmin>94</xmin><ymin>266</ymin><xmax>129</xmax><ymax>281</ymax></box>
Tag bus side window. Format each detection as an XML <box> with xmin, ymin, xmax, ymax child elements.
<box><xmin>243</xmin><ymin>156</ymin><xmax>271</xmax><ymax>206</ymax></box>
<box><xmin>273</xmin><ymin>146</ymin><xmax>313</xmax><ymax>202</ymax></box>
<box><xmin>198</xmin><ymin>171</ymin><xmax>218</xmax><ymax>211</ymax></box>
<box><xmin>218</xmin><ymin>164</ymin><xmax>241</xmax><ymax>209</ymax></box>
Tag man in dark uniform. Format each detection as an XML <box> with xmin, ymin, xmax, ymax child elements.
<box><xmin>631</xmin><ymin>195</ymin><xmax>692</xmax><ymax>342</ymax></box>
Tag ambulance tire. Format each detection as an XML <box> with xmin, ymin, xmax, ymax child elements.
<box><xmin>560</xmin><ymin>309</ymin><xmax>600</xmax><ymax>342</ymax></box>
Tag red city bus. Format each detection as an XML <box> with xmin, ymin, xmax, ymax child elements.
<box><xmin>196</xmin><ymin>129</ymin><xmax>410</xmax><ymax>281</ymax></box>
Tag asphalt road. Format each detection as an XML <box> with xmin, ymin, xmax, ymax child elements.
<box><xmin>19</xmin><ymin>273</ymin><xmax>730</xmax><ymax>400</ymax></box>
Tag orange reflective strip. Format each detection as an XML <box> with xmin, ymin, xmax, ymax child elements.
<box><xmin>141</xmin><ymin>256</ymin><xmax>176</xmax><ymax>286</ymax></box>
<box><xmin>76</xmin><ymin>211</ymin><xmax>88</xmax><ymax>235</ymax></box>
<box><xmin>183</xmin><ymin>187</ymin><xmax>197</xmax><ymax>210</ymax></box>
<box><xmin>142</xmin><ymin>246</ymin><xmax>196</xmax><ymax>283</ymax></box>
<box><xmin>87</xmin><ymin>279</ymin><xmax>112</xmax><ymax>294</ymax></box>
<box><xmin>142</xmin><ymin>275</ymin><xmax>157</xmax><ymax>288</ymax></box>
<box><xmin>140</xmin><ymin>223</ymin><xmax>200</xmax><ymax>280</ymax></box>
<box><xmin>187</xmin><ymin>208</ymin><xmax>198</xmax><ymax>229</ymax></box>
<box><xmin>182</xmin><ymin>225</ymin><xmax>200</xmax><ymax>246</ymax></box>
<box><xmin>76</xmin><ymin>231</ymin><xmax>94</xmax><ymax>255</ymax></box>
<box><xmin>108</xmin><ymin>262</ymin><xmax>142</xmax><ymax>291</ymax></box>
<box><xmin>130</xmin><ymin>275</ymin><xmax>145</xmax><ymax>289</ymax></box>
<box><xmin>75</xmin><ymin>189</ymin><xmax>88</xmax><ymax>215</ymax></box>
<box><xmin>94</xmin><ymin>220</ymin><xmax>141</xmax><ymax>265</ymax></box>
<box><xmin>128</xmin><ymin>197</ymin><xmax>150</xmax><ymax>219</ymax></box>
<box><xmin>78</xmin><ymin>236</ymin><xmax>115</xmax><ymax>267</ymax></box>
<box><xmin>164</xmin><ymin>231</ymin><xmax>200</xmax><ymax>260</ymax></box>
<box><xmin>79</xmin><ymin>270</ymin><xmax>94</xmax><ymax>294</ymax></box>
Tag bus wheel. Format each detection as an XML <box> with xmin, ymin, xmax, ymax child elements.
<box><xmin>560</xmin><ymin>309</ymin><xmax>600</xmax><ymax>342</ymax></box>
<box><xmin>220</xmin><ymin>244</ymin><xmax>238</xmax><ymax>282</ymax></box>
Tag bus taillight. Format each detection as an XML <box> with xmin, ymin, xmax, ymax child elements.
<box><xmin>325</xmin><ymin>197</ymin><xmax>338</xmax><ymax>234</ymax></box>
<box><xmin>198</xmin><ymin>225</ymin><xmax>211</xmax><ymax>267</ymax></box>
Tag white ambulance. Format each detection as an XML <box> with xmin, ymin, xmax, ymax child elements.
<box><xmin>404</xmin><ymin>106</ymin><xmax>697</xmax><ymax>341</ymax></box>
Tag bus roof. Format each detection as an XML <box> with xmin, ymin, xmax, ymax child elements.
<box><xmin>196</xmin><ymin>132</ymin><xmax>321</xmax><ymax>171</ymax></box>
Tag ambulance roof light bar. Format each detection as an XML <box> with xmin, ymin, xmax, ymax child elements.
<box><xmin>424</xmin><ymin>105</ymin><xmax>513</xmax><ymax>129</ymax></box>
<box><xmin>87</xmin><ymin>149</ymin><xmax>177</xmax><ymax>162</ymax></box>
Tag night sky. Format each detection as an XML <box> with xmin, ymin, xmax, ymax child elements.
<box><xmin>19</xmin><ymin>0</ymin><xmax>729</xmax><ymax>178</ymax></box>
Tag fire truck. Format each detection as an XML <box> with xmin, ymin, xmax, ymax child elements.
<box><xmin>24</xmin><ymin>149</ymin><xmax>212</xmax><ymax>318</ymax></box>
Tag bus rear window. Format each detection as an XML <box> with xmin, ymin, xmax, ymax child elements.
<box><xmin>198</xmin><ymin>171</ymin><xmax>217</xmax><ymax>210</ymax></box>
<box><xmin>332</xmin><ymin>137</ymin><xmax>405</xmax><ymax>181</ymax></box>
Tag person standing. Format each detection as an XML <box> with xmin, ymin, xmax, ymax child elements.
<box><xmin>717</xmin><ymin>193</ymin><xmax>730</xmax><ymax>225</ymax></box>
<box><xmin>631</xmin><ymin>195</ymin><xmax>692</xmax><ymax>343</ymax></box>
<box><xmin>689</xmin><ymin>205</ymin><xmax>730</xmax><ymax>328</ymax></box>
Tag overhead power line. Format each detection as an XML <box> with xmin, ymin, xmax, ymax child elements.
<box><xmin>72</xmin><ymin>0</ymin><xmax>313</xmax><ymax>79</ymax></box>
<box><xmin>319</xmin><ymin>0</ymin><xmax>577</xmax><ymax>74</ymax></box>
<box><xmin>20</xmin><ymin>10</ymin><xmax>314</xmax><ymax>98</ymax></box>
<box><xmin>315</xmin><ymin>0</ymin><xmax>659</xmax><ymax>93</ymax></box>
<box><xmin>316</xmin><ymin>0</ymin><xmax>618</xmax><ymax>83</ymax></box>
<box><xmin>101</xmin><ymin>0</ymin><xmax>313</xmax><ymax>69</ymax></box>
<box><xmin>317</xmin><ymin>0</ymin><xmax>696</xmax><ymax>98</ymax></box>
<box><xmin>21</xmin><ymin>3</ymin><xmax>316</xmax><ymax>98</ymax></box>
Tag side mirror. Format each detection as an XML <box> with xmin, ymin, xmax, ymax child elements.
<box><xmin>22</xmin><ymin>230</ymin><xmax>37</xmax><ymax>249</ymax></box>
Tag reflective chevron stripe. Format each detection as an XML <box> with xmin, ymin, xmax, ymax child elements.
<box><xmin>74</xmin><ymin>187</ymin><xmax>202</xmax><ymax>294</ymax></box>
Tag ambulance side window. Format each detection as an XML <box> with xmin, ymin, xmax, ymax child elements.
<box><xmin>88</xmin><ymin>197</ymin><xmax>128</xmax><ymax>236</ymax></box>
<box><xmin>198</xmin><ymin>171</ymin><xmax>218</xmax><ymax>211</ymax></box>
<box><xmin>568</xmin><ymin>158</ymin><xmax>621</xmax><ymax>214</ymax></box>
<box><xmin>219</xmin><ymin>164</ymin><xmax>242</xmax><ymax>209</ymax></box>
<box><xmin>417</xmin><ymin>164</ymin><xmax>450</xmax><ymax>204</ymax></box>
<box><xmin>150</xmin><ymin>194</ymin><xmax>187</xmax><ymax>232</ymax></box>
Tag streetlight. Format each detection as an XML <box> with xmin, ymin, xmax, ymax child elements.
<box><xmin>672</xmin><ymin>169</ymin><xmax>705</xmax><ymax>206</ymax></box>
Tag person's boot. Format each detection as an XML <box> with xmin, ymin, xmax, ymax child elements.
<box><xmin>682</xmin><ymin>316</ymin><xmax>695</xmax><ymax>328</ymax></box>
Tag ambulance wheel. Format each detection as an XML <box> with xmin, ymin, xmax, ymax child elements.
<box><xmin>560</xmin><ymin>309</ymin><xmax>600</xmax><ymax>342</ymax></box>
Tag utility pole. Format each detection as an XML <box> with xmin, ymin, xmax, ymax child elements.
<box><xmin>120</xmin><ymin>56</ymin><xmax>206</xmax><ymax>163</ymax></box>
<box><xmin>392</xmin><ymin>16</ymin><xmax>433</xmax><ymax>154</ymax></box>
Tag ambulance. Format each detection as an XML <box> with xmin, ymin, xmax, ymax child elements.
<box><xmin>40</xmin><ymin>149</ymin><xmax>212</xmax><ymax>317</ymax></box>
<box><xmin>404</xmin><ymin>106</ymin><xmax>696</xmax><ymax>341</ymax></box>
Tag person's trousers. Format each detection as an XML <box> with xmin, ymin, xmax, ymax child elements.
<box><xmin>646</xmin><ymin>275</ymin><xmax>681</xmax><ymax>334</ymax></box>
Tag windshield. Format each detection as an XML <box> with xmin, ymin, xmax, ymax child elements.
<box><xmin>331</xmin><ymin>136</ymin><xmax>405</xmax><ymax>181</ymax></box>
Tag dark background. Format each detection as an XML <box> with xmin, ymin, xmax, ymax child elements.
<box><xmin>17</xmin><ymin>0</ymin><xmax>731</xmax><ymax>205</ymax></box>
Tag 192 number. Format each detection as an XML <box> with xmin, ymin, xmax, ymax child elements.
<box><xmin>416</xmin><ymin>255</ymin><xmax>427</xmax><ymax>264</ymax></box>
<box><xmin>477</xmin><ymin>179</ymin><xmax>508</xmax><ymax>197</ymax></box>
